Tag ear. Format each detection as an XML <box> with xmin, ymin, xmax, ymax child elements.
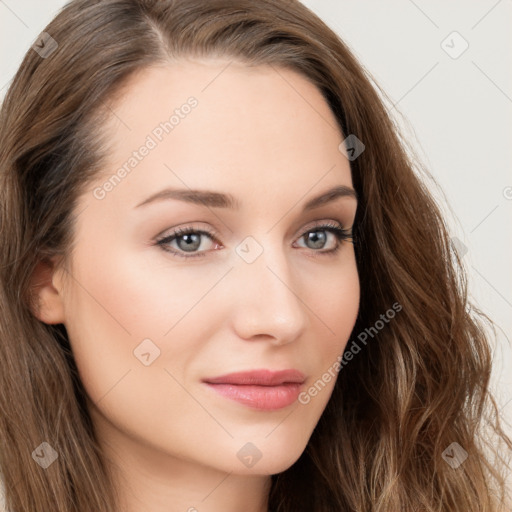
<box><xmin>29</xmin><ymin>256</ymin><xmax>66</xmax><ymax>325</ymax></box>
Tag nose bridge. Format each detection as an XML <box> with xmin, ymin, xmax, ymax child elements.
<box><xmin>229</xmin><ymin>233</ymin><xmax>308</xmax><ymax>342</ymax></box>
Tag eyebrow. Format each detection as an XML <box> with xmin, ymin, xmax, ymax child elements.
<box><xmin>134</xmin><ymin>184</ymin><xmax>357</xmax><ymax>211</ymax></box>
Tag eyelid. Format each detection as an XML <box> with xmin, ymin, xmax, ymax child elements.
<box><xmin>155</xmin><ymin>223</ymin><xmax>220</xmax><ymax>244</ymax></box>
<box><xmin>301</xmin><ymin>218</ymin><xmax>349</xmax><ymax>234</ymax></box>
<box><xmin>155</xmin><ymin>219</ymin><xmax>351</xmax><ymax>243</ymax></box>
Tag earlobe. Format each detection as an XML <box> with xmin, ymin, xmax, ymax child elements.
<box><xmin>29</xmin><ymin>257</ymin><xmax>66</xmax><ymax>325</ymax></box>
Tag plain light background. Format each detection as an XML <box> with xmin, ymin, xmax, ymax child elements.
<box><xmin>1</xmin><ymin>0</ymin><xmax>511</xmax><ymax>438</ymax></box>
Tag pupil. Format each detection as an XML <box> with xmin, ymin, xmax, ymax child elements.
<box><xmin>307</xmin><ymin>231</ymin><xmax>326</xmax><ymax>249</ymax></box>
<box><xmin>179</xmin><ymin>233</ymin><xmax>201</xmax><ymax>252</ymax></box>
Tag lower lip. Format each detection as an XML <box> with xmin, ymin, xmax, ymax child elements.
<box><xmin>204</xmin><ymin>382</ymin><xmax>302</xmax><ymax>410</ymax></box>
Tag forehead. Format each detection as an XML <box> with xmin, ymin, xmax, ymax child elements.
<box><xmin>87</xmin><ymin>59</ymin><xmax>352</xmax><ymax>212</ymax></box>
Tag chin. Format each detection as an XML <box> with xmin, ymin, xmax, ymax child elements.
<box><xmin>227</xmin><ymin>437</ymin><xmax>308</xmax><ymax>476</ymax></box>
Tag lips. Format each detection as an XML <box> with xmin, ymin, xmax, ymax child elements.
<box><xmin>202</xmin><ymin>369</ymin><xmax>306</xmax><ymax>386</ymax></box>
<box><xmin>202</xmin><ymin>369</ymin><xmax>306</xmax><ymax>410</ymax></box>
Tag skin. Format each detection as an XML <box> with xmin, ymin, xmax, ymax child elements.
<box><xmin>31</xmin><ymin>59</ymin><xmax>360</xmax><ymax>512</ymax></box>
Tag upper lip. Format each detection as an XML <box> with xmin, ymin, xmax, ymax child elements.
<box><xmin>202</xmin><ymin>369</ymin><xmax>306</xmax><ymax>386</ymax></box>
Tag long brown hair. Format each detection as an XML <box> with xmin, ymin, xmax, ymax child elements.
<box><xmin>0</xmin><ymin>1</ymin><xmax>510</xmax><ymax>510</ymax></box>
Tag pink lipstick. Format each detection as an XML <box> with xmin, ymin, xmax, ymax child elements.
<box><xmin>202</xmin><ymin>369</ymin><xmax>306</xmax><ymax>410</ymax></box>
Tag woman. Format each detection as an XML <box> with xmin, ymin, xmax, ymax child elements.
<box><xmin>0</xmin><ymin>0</ymin><xmax>510</xmax><ymax>511</ymax></box>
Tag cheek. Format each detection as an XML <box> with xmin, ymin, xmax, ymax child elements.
<box><xmin>299</xmin><ymin>280</ymin><xmax>359</xmax><ymax>419</ymax></box>
<box><xmin>308</xmin><ymin>257</ymin><xmax>360</xmax><ymax>357</ymax></box>
<box><xmin>60</xmin><ymin>245</ymin><xmax>215</xmax><ymax>401</ymax></box>
<box><xmin>60</xmin><ymin>251</ymin><xmax>207</xmax><ymax>450</ymax></box>
<box><xmin>66</xmin><ymin>242</ymin><xmax>224</xmax><ymax>340</ymax></box>
<box><xmin>290</xmin><ymin>256</ymin><xmax>359</xmax><ymax>413</ymax></box>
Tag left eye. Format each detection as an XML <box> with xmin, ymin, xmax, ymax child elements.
<box><xmin>155</xmin><ymin>222</ymin><xmax>353</xmax><ymax>259</ymax></box>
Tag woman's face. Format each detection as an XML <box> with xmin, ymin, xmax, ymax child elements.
<box><xmin>48</xmin><ymin>59</ymin><xmax>359</xmax><ymax>478</ymax></box>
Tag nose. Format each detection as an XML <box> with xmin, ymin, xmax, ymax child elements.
<box><xmin>228</xmin><ymin>240</ymin><xmax>309</xmax><ymax>345</ymax></box>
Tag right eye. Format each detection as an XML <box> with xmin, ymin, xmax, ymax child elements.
<box><xmin>155</xmin><ymin>226</ymin><xmax>222</xmax><ymax>259</ymax></box>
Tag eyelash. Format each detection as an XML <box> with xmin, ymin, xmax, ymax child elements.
<box><xmin>155</xmin><ymin>221</ymin><xmax>354</xmax><ymax>260</ymax></box>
